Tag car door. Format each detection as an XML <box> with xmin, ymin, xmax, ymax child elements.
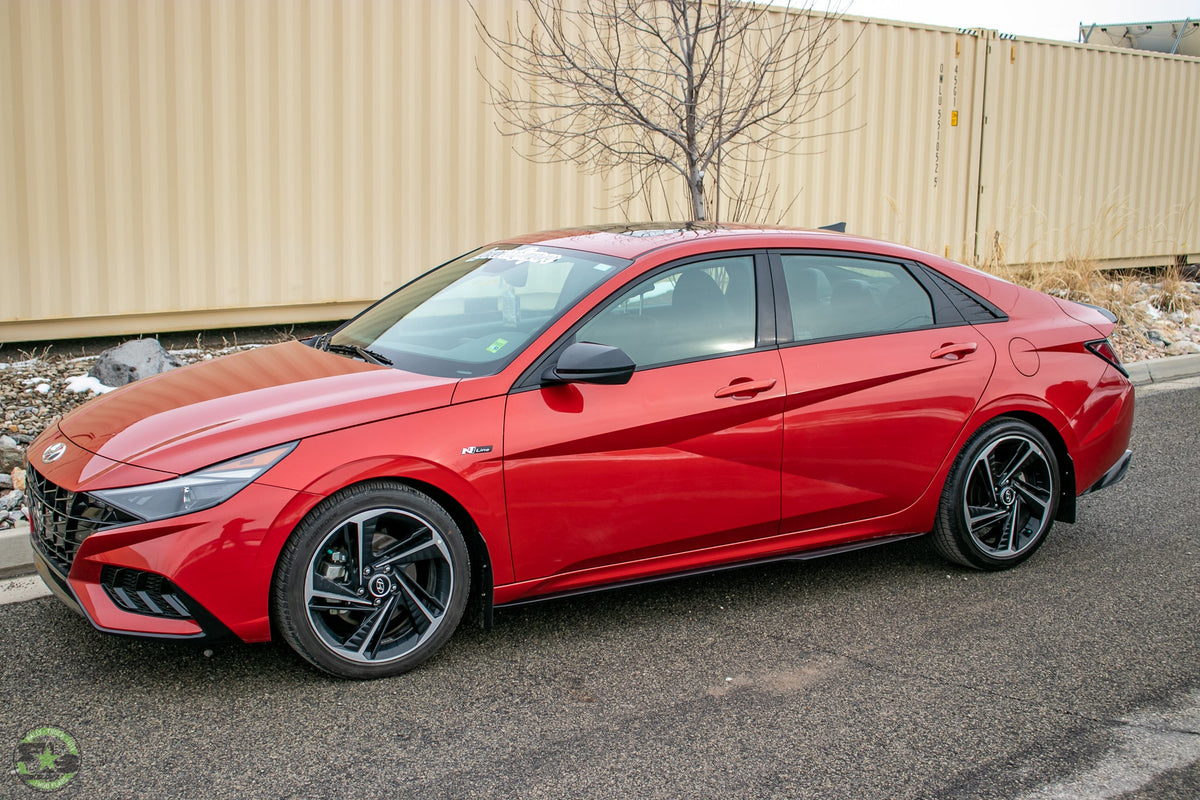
<box><xmin>772</xmin><ymin>252</ymin><xmax>997</xmax><ymax>535</ymax></box>
<box><xmin>503</xmin><ymin>253</ymin><xmax>785</xmax><ymax>583</ymax></box>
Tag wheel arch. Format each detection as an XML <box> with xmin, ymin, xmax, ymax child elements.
<box><xmin>385</xmin><ymin>476</ymin><xmax>495</xmax><ymax>631</ymax></box>
<box><xmin>966</xmin><ymin>410</ymin><xmax>1077</xmax><ymax>524</ymax></box>
<box><xmin>267</xmin><ymin>473</ymin><xmax>496</xmax><ymax>637</ymax></box>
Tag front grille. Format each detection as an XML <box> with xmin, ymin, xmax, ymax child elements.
<box><xmin>100</xmin><ymin>566</ymin><xmax>194</xmax><ymax>619</ymax></box>
<box><xmin>26</xmin><ymin>466</ymin><xmax>139</xmax><ymax>575</ymax></box>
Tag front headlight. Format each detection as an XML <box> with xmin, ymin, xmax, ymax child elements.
<box><xmin>90</xmin><ymin>442</ymin><xmax>298</xmax><ymax>522</ymax></box>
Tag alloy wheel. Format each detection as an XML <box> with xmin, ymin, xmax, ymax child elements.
<box><xmin>303</xmin><ymin>508</ymin><xmax>455</xmax><ymax>664</ymax></box>
<box><xmin>961</xmin><ymin>434</ymin><xmax>1055</xmax><ymax>560</ymax></box>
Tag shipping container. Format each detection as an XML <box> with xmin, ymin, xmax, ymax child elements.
<box><xmin>2</xmin><ymin>1</ymin><xmax>1197</xmax><ymax>342</ymax></box>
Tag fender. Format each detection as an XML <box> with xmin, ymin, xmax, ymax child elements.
<box><xmin>254</xmin><ymin>397</ymin><xmax>513</xmax><ymax>587</ymax></box>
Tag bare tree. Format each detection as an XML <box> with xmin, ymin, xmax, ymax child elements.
<box><xmin>474</xmin><ymin>0</ymin><xmax>857</xmax><ymax>222</ymax></box>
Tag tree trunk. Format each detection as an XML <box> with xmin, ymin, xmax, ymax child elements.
<box><xmin>689</xmin><ymin>172</ymin><xmax>706</xmax><ymax>221</ymax></box>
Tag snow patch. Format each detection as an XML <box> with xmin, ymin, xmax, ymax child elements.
<box><xmin>1134</xmin><ymin>300</ymin><xmax>1162</xmax><ymax>320</ymax></box>
<box><xmin>65</xmin><ymin>375</ymin><xmax>116</xmax><ymax>394</ymax></box>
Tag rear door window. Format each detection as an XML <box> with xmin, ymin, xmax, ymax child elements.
<box><xmin>778</xmin><ymin>254</ymin><xmax>933</xmax><ymax>341</ymax></box>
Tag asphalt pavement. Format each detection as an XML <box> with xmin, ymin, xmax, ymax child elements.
<box><xmin>1</xmin><ymin>376</ymin><xmax>1198</xmax><ymax>799</ymax></box>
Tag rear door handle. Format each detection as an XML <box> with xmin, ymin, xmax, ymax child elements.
<box><xmin>714</xmin><ymin>378</ymin><xmax>777</xmax><ymax>399</ymax></box>
<box><xmin>930</xmin><ymin>342</ymin><xmax>977</xmax><ymax>361</ymax></box>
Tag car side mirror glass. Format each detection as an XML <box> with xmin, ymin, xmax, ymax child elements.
<box><xmin>544</xmin><ymin>342</ymin><xmax>635</xmax><ymax>386</ymax></box>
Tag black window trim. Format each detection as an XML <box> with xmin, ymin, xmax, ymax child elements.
<box><xmin>913</xmin><ymin>261</ymin><xmax>1010</xmax><ymax>323</ymax></box>
<box><xmin>511</xmin><ymin>249</ymin><xmax>777</xmax><ymax>393</ymax></box>
<box><xmin>767</xmin><ymin>249</ymin><xmax>1008</xmax><ymax>348</ymax></box>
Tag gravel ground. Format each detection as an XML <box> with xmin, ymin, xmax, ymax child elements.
<box><xmin>0</xmin><ymin>324</ymin><xmax>331</xmax><ymax>526</ymax></box>
<box><xmin>0</xmin><ymin>324</ymin><xmax>330</xmax><ymax>444</ymax></box>
<box><xmin>1100</xmin><ymin>276</ymin><xmax>1200</xmax><ymax>363</ymax></box>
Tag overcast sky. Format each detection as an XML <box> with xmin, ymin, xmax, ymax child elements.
<box><xmin>833</xmin><ymin>0</ymin><xmax>1198</xmax><ymax>42</ymax></box>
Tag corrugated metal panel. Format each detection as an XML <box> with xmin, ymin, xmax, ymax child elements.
<box><xmin>976</xmin><ymin>35</ymin><xmax>1200</xmax><ymax>266</ymax></box>
<box><xmin>750</xmin><ymin>15</ymin><xmax>990</xmax><ymax>262</ymax></box>
<box><xmin>2</xmin><ymin>2</ymin><xmax>1198</xmax><ymax>342</ymax></box>
<box><xmin>0</xmin><ymin>0</ymin><xmax>635</xmax><ymax>341</ymax></box>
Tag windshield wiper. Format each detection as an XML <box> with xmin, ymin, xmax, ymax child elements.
<box><xmin>326</xmin><ymin>343</ymin><xmax>394</xmax><ymax>366</ymax></box>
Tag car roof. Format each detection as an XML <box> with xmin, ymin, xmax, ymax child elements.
<box><xmin>499</xmin><ymin>222</ymin><xmax>931</xmax><ymax>263</ymax></box>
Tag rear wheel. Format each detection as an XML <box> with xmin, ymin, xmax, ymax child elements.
<box><xmin>273</xmin><ymin>481</ymin><xmax>470</xmax><ymax>678</ymax></box>
<box><xmin>932</xmin><ymin>418</ymin><xmax>1060</xmax><ymax>570</ymax></box>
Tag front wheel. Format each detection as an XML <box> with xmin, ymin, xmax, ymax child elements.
<box><xmin>273</xmin><ymin>481</ymin><xmax>470</xmax><ymax>679</ymax></box>
<box><xmin>932</xmin><ymin>418</ymin><xmax>1061</xmax><ymax>570</ymax></box>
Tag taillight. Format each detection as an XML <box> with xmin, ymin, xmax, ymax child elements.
<box><xmin>1086</xmin><ymin>339</ymin><xmax>1128</xmax><ymax>377</ymax></box>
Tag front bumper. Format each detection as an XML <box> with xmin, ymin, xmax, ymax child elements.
<box><xmin>31</xmin><ymin>544</ymin><xmax>228</xmax><ymax>640</ymax></box>
<box><xmin>28</xmin><ymin>477</ymin><xmax>310</xmax><ymax>643</ymax></box>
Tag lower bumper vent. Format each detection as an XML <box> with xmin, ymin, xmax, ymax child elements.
<box><xmin>100</xmin><ymin>566</ymin><xmax>194</xmax><ymax>619</ymax></box>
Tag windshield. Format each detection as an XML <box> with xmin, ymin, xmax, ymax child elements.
<box><xmin>328</xmin><ymin>244</ymin><xmax>629</xmax><ymax>377</ymax></box>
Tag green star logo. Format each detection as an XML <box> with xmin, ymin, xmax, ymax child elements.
<box><xmin>13</xmin><ymin>726</ymin><xmax>81</xmax><ymax>792</ymax></box>
<box><xmin>36</xmin><ymin>746</ymin><xmax>59</xmax><ymax>771</ymax></box>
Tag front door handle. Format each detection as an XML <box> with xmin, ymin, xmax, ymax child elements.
<box><xmin>930</xmin><ymin>342</ymin><xmax>978</xmax><ymax>361</ymax></box>
<box><xmin>714</xmin><ymin>378</ymin><xmax>777</xmax><ymax>399</ymax></box>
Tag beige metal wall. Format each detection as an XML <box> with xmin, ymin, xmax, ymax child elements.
<box><xmin>0</xmin><ymin>0</ymin><xmax>635</xmax><ymax>341</ymax></box>
<box><xmin>2</xmin><ymin>1</ymin><xmax>1197</xmax><ymax>342</ymax></box>
<box><xmin>754</xmin><ymin>17</ymin><xmax>1200</xmax><ymax>268</ymax></box>
<box><xmin>976</xmin><ymin>35</ymin><xmax>1200</xmax><ymax>266</ymax></box>
<box><xmin>758</xmin><ymin>16</ymin><xmax>991</xmax><ymax>262</ymax></box>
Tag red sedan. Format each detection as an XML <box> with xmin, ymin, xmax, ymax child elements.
<box><xmin>26</xmin><ymin>225</ymin><xmax>1134</xmax><ymax>678</ymax></box>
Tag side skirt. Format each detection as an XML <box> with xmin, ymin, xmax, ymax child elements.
<box><xmin>495</xmin><ymin>532</ymin><xmax>926</xmax><ymax>610</ymax></box>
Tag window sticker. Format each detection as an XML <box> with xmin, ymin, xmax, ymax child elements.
<box><xmin>485</xmin><ymin>338</ymin><xmax>509</xmax><ymax>354</ymax></box>
<box><xmin>468</xmin><ymin>246</ymin><xmax>562</xmax><ymax>265</ymax></box>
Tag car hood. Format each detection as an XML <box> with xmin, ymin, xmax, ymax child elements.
<box><xmin>58</xmin><ymin>341</ymin><xmax>458</xmax><ymax>476</ymax></box>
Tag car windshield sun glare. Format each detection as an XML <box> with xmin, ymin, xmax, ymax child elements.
<box><xmin>324</xmin><ymin>245</ymin><xmax>625</xmax><ymax>377</ymax></box>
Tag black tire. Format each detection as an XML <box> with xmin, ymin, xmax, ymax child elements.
<box><xmin>931</xmin><ymin>418</ymin><xmax>1061</xmax><ymax>570</ymax></box>
<box><xmin>272</xmin><ymin>480</ymin><xmax>470</xmax><ymax>679</ymax></box>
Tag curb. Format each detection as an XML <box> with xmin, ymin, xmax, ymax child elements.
<box><xmin>1125</xmin><ymin>352</ymin><xmax>1200</xmax><ymax>386</ymax></box>
<box><xmin>2</xmin><ymin>353</ymin><xmax>1199</xmax><ymax>581</ymax></box>
<box><xmin>0</xmin><ymin>521</ymin><xmax>33</xmax><ymax>580</ymax></box>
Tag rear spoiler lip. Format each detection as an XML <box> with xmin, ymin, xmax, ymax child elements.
<box><xmin>1052</xmin><ymin>297</ymin><xmax>1118</xmax><ymax>339</ymax></box>
<box><xmin>1072</xmin><ymin>300</ymin><xmax>1118</xmax><ymax>324</ymax></box>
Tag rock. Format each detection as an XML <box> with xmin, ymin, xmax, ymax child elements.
<box><xmin>0</xmin><ymin>473</ymin><xmax>10</xmax><ymax>490</ymax></box>
<box><xmin>0</xmin><ymin>489</ymin><xmax>22</xmax><ymax>511</ymax></box>
<box><xmin>0</xmin><ymin>435</ymin><xmax>15</xmax><ymax>448</ymax></box>
<box><xmin>87</xmin><ymin>338</ymin><xmax>182</xmax><ymax>387</ymax></box>
<box><xmin>10</xmin><ymin>434</ymin><xmax>33</xmax><ymax>445</ymax></box>
<box><xmin>1166</xmin><ymin>341</ymin><xmax>1200</xmax><ymax>356</ymax></box>
<box><xmin>0</xmin><ymin>446</ymin><xmax>24</xmax><ymax>472</ymax></box>
<box><xmin>11</xmin><ymin>468</ymin><xmax>25</xmax><ymax>492</ymax></box>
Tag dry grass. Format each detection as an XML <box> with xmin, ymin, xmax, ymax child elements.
<box><xmin>999</xmin><ymin>260</ymin><xmax>1136</xmax><ymax>322</ymax></box>
<box><xmin>977</xmin><ymin>252</ymin><xmax>1196</xmax><ymax>361</ymax></box>
<box><xmin>970</xmin><ymin>201</ymin><xmax>1196</xmax><ymax>354</ymax></box>
<box><xmin>1149</xmin><ymin>266</ymin><xmax>1196</xmax><ymax>316</ymax></box>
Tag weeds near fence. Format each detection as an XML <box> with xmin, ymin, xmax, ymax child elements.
<box><xmin>1149</xmin><ymin>267</ymin><xmax>1196</xmax><ymax>316</ymax></box>
<box><xmin>969</xmin><ymin>198</ymin><xmax>1196</xmax><ymax>358</ymax></box>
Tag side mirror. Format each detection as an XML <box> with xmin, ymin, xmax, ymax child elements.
<box><xmin>544</xmin><ymin>342</ymin><xmax>635</xmax><ymax>385</ymax></box>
